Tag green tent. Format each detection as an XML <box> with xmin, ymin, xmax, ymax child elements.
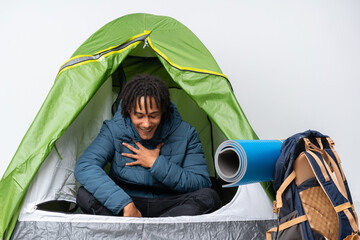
<box><xmin>0</xmin><ymin>13</ymin><xmax>274</xmax><ymax>239</ymax></box>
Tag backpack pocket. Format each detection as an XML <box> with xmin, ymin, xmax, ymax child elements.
<box><xmin>274</xmin><ymin>210</ymin><xmax>305</xmax><ymax>240</ymax></box>
<box><xmin>298</xmin><ymin>178</ymin><xmax>338</xmax><ymax>240</ymax></box>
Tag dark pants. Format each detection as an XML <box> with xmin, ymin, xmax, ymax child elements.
<box><xmin>76</xmin><ymin>186</ymin><xmax>222</xmax><ymax>217</ymax></box>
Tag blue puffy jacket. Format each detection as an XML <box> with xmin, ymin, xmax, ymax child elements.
<box><xmin>74</xmin><ymin>102</ymin><xmax>212</xmax><ymax>215</ymax></box>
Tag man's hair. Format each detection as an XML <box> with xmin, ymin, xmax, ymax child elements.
<box><xmin>120</xmin><ymin>74</ymin><xmax>171</xmax><ymax>119</ymax></box>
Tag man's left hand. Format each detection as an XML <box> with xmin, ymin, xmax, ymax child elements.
<box><xmin>122</xmin><ymin>141</ymin><xmax>164</xmax><ymax>168</ymax></box>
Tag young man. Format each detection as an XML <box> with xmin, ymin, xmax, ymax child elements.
<box><xmin>74</xmin><ymin>74</ymin><xmax>221</xmax><ymax>217</ymax></box>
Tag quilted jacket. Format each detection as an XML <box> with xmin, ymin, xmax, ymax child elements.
<box><xmin>74</xmin><ymin>102</ymin><xmax>211</xmax><ymax>215</ymax></box>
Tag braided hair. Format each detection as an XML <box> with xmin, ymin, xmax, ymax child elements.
<box><xmin>120</xmin><ymin>74</ymin><xmax>171</xmax><ymax>119</ymax></box>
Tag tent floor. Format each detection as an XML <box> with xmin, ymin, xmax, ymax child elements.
<box><xmin>12</xmin><ymin>212</ymin><xmax>276</xmax><ymax>240</ymax></box>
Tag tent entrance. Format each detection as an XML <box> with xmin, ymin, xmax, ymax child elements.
<box><xmin>108</xmin><ymin>46</ymin><xmax>237</xmax><ymax>205</ymax></box>
<box><xmin>31</xmin><ymin>45</ymin><xmax>237</xmax><ymax>215</ymax></box>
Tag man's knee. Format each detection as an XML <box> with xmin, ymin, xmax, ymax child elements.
<box><xmin>76</xmin><ymin>186</ymin><xmax>114</xmax><ymax>216</ymax></box>
<box><xmin>193</xmin><ymin>188</ymin><xmax>222</xmax><ymax>213</ymax></box>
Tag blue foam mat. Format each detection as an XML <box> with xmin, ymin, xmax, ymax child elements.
<box><xmin>214</xmin><ymin>140</ymin><xmax>283</xmax><ymax>187</ymax></box>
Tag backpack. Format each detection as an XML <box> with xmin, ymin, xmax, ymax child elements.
<box><xmin>267</xmin><ymin>130</ymin><xmax>359</xmax><ymax>240</ymax></box>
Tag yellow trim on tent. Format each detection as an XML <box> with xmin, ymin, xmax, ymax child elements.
<box><xmin>146</xmin><ymin>36</ymin><xmax>229</xmax><ymax>80</ymax></box>
<box><xmin>56</xmin><ymin>30</ymin><xmax>228</xmax><ymax>80</ymax></box>
<box><xmin>57</xmin><ymin>31</ymin><xmax>151</xmax><ymax>76</ymax></box>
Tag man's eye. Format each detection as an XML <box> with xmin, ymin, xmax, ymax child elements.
<box><xmin>150</xmin><ymin>115</ymin><xmax>159</xmax><ymax>119</ymax></box>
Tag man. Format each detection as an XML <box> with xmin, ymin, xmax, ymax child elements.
<box><xmin>74</xmin><ymin>74</ymin><xmax>221</xmax><ymax>217</ymax></box>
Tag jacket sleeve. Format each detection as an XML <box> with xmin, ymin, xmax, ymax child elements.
<box><xmin>74</xmin><ymin>122</ymin><xmax>132</xmax><ymax>215</ymax></box>
<box><xmin>149</xmin><ymin>125</ymin><xmax>212</xmax><ymax>193</ymax></box>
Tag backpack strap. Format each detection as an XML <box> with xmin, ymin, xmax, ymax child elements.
<box><xmin>326</xmin><ymin>137</ymin><xmax>346</xmax><ymax>181</ymax></box>
<box><xmin>270</xmin><ymin>171</ymin><xmax>309</xmax><ymax>239</ymax></box>
<box><xmin>303</xmin><ymin>138</ymin><xmax>359</xmax><ymax>233</ymax></box>
<box><xmin>274</xmin><ymin>171</ymin><xmax>296</xmax><ymax>212</ymax></box>
<box><xmin>303</xmin><ymin>138</ymin><xmax>330</xmax><ymax>182</ymax></box>
<box><xmin>266</xmin><ymin>215</ymin><xmax>308</xmax><ymax>240</ymax></box>
<box><xmin>344</xmin><ymin>233</ymin><xmax>360</xmax><ymax>240</ymax></box>
<box><xmin>325</xmin><ymin>137</ymin><xmax>359</xmax><ymax>227</ymax></box>
<box><xmin>305</xmin><ymin>137</ymin><xmax>348</xmax><ymax>199</ymax></box>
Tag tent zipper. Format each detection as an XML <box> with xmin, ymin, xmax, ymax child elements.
<box><xmin>58</xmin><ymin>33</ymin><xmax>149</xmax><ymax>75</ymax></box>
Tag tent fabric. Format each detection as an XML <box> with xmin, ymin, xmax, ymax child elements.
<box><xmin>0</xmin><ymin>13</ymin><xmax>268</xmax><ymax>239</ymax></box>
<box><xmin>13</xmin><ymin>183</ymin><xmax>276</xmax><ymax>239</ymax></box>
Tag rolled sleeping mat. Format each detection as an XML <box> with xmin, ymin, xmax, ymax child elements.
<box><xmin>214</xmin><ymin>140</ymin><xmax>283</xmax><ymax>187</ymax></box>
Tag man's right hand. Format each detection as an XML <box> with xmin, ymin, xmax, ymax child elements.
<box><xmin>123</xmin><ymin>202</ymin><xmax>142</xmax><ymax>218</ymax></box>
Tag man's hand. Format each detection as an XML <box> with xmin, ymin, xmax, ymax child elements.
<box><xmin>122</xmin><ymin>141</ymin><xmax>164</xmax><ymax>168</ymax></box>
<box><xmin>123</xmin><ymin>202</ymin><xmax>142</xmax><ymax>218</ymax></box>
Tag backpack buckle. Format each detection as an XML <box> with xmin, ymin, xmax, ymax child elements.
<box><xmin>273</xmin><ymin>200</ymin><xmax>279</xmax><ymax>214</ymax></box>
<box><xmin>327</xmin><ymin>137</ymin><xmax>335</xmax><ymax>146</ymax></box>
<box><xmin>303</xmin><ymin>138</ymin><xmax>311</xmax><ymax>147</ymax></box>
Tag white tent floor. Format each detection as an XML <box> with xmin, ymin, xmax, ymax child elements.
<box><xmin>13</xmin><ymin>183</ymin><xmax>277</xmax><ymax>239</ymax></box>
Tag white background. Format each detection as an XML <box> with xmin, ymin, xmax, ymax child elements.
<box><xmin>1</xmin><ymin>1</ymin><xmax>359</xmax><ymax>205</ymax></box>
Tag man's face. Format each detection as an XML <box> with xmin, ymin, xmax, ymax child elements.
<box><xmin>129</xmin><ymin>96</ymin><xmax>162</xmax><ymax>140</ymax></box>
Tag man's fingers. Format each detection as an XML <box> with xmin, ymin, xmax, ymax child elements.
<box><xmin>133</xmin><ymin>139</ymin><xmax>144</xmax><ymax>149</ymax></box>
<box><xmin>122</xmin><ymin>142</ymin><xmax>138</xmax><ymax>152</ymax></box>
<box><xmin>122</xmin><ymin>141</ymin><xmax>161</xmax><ymax>168</ymax></box>
<box><xmin>125</xmin><ymin>161</ymin><xmax>140</xmax><ymax>166</ymax></box>
<box><xmin>121</xmin><ymin>152</ymin><xmax>138</xmax><ymax>160</ymax></box>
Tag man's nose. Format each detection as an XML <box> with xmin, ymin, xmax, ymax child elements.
<box><xmin>142</xmin><ymin>118</ymin><xmax>151</xmax><ymax>127</ymax></box>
